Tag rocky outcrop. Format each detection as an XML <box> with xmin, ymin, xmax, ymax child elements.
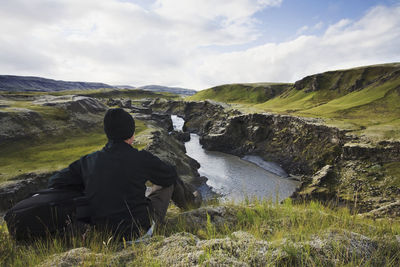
<box><xmin>106</xmin><ymin>97</ymin><xmax>153</xmax><ymax>113</ymax></box>
<box><xmin>33</xmin><ymin>95</ymin><xmax>107</xmax><ymax>114</ymax></box>
<box><xmin>343</xmin><ymin>141</ymin><xmax>400</xmax><ymax>162</ymax></box>
<box><xmin>146</xmin><ymin>129</ymin><xmax>201</xmax><ymax>187</ymax></box>
<box><xmin>170</xmin><ymin>130</ymin><xmax>190</xmax><ymax>142</ymax></box>
<box><xmin>0</xmin><ymin>108</ymin><xmax>46</xmax><ymax>142</ymax></box>
<box><xmin>0</xmin><ymin>95</ymin><xmax>107</xmax><ymax>143</ymax></box>
<box><xmin>150</xmin><ymin>99</ymin><xmax>345</xmax><ymax>176</ymax></box>
<box><xmin>200</xmin><ymin>113</ymin><xmax>344</xmax><ymax>175</ymax></box>
<box><xmin>150</xmin><ymin>98</ymin><xmax>235</xmax><ymax>134</ymax></box>
<box><xmin>149</xmin><ymin>99</ymin><xmax>400</xmax><ymax>216</ymax></box>
<box><xmin>291</xmin><ymin>165</ymin><xmax>336</xmax><ymax>202</ymax></box>
<box><xmin>201</xmin><ymin>113</ymin><xmax>398</xmax><ymax>214</ymax></box>
<box><xmin>133</xmin><ymin>113</ymin><xmax>173</xmax><ymax>132</ymax></box>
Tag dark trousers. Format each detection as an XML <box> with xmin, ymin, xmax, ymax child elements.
<box><xmin>89</xmin><ymin>180</ymin><xmax>195</xmax><ymax>240</ymax></box>
<box><xmin>147</xmin><ymin>178</ymin><xmax>197</xmax><ymax>223</ymax></box>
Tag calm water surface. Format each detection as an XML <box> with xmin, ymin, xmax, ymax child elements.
<box><xmin>171</xmin><ymin>115</ymin><xmax>299</xmax><ymax>202</ymax></box>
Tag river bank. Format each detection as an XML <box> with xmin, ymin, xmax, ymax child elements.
<box><xmin>150</xmin><ymin>98</ymin><xmax>400</xmax><ymax>217</ymax></box>
<box><xmin>171</xmin><ymin>115</ymin><xmax>299</xmax><ymax>202</ymax></box>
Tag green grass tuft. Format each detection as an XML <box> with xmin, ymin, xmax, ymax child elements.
<box><xmin>1</xmin><ymin>200</ymin><xmax>399</xmax><ymax>266</ymax></box>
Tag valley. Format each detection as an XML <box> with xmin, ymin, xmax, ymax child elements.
<box><xmin>0</xmin><ymin>63</ymin><xmax>399</xmax><ymax>266</ymax></box>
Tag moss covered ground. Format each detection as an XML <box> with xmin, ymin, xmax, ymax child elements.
<box><xmin>0</xmin><ymin>199</ymin><xmax>399</xmax><ymax>266</ymax></box>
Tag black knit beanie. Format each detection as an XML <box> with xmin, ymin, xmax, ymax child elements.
<box><xmin>103</xmin><ymin>108</ymin><xmax>135</xmax><ymax>141</ymax></box>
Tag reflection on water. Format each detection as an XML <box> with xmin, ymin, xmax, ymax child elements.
<box><xmin>171</xmin><ymin>115</ymin><xmax>299</xmax><ymax>202</ymax></box>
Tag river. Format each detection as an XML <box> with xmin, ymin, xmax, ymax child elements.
<box><xmin>171</xmin><ymin>115</ymin><xmax>299</xmax><ymax>202</ymax></box>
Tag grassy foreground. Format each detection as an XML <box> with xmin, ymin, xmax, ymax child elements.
<box><xmin>0</xmin><ymin>120</ymin><xmax>148</xmax><ymax>183</ymax></box>
<box><xmin>0</xmin><ymin>199</ymin><xmax>399</xmax><ymax>266</ymax></box>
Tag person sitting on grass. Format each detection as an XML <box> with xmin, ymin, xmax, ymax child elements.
<box><xmin>48</xmin><ymin>108</ymin><xmax>200</xmax><ymax>240</ymax></box>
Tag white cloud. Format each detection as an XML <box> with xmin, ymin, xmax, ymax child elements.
<box><xmin>0</xmin><ymin>1</ymin><xmax>399</xmax><ymax>90</ymax></box>
<box><xmin>0</xmin><ymin>0</ymin><xmax>281</xmax><ymax>87</ymax></box>
<box><xmin>197</xmin><ymin>5</ymin><xmax>400</xmax><ymax>87</ymax></box>
<box><xmin>313</xmin><ymin>21</ymin><xmax>324</xmax><ymax>30</ymax></box>
<box><xmin>296</xmin><ymin>25</ymin><xmax>309</xmax><ymax>35</ymax></box>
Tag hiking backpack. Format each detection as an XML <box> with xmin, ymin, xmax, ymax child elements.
<box><xmin>4</xmin><ymin>188</ymin><xmax>86</xmax><ymax>241</ymax></box>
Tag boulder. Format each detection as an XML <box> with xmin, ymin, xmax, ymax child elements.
<box><xmin>33</xmin><ymin>95</ymin><xmax>107</xmax><ymax>114</ymax></box>
<box><xmin>0</xmin><ymin>108</ymin><xmax>45</xmax><ymax>142</ymax></box>
<box><xmin>150</xmin><ymin>113</ymin><xmax>173</xmax><ymax>132</ymax></box>
<box><xmin>170</xmin><ymin>130</ymin><xmax>190</xmax><ymax>142</ymax></box>
<box><xmin>310</xmin><ymin>165</ymin><xmax>333</xmax><ymax>187</ymax></box>
<box><xmin>106</xmin><ymin>98</ymin><xmax>122</xmax><ymax>107</ymax></box>
<box><xmin>146</xmin><ymin>130</ymin><xmax>201</xmax><ymax>187</ymax></box>
<box><xmin>132</xmin><ymin>113</ymin><xmax>173</xmax><ymax>131</ymax></box>
<box><xmin>130</xmin><ymin>105</ymin><xmax>152</xmax><ymax>114</ymax></box>
<box><xmin>120</xmin><ymin>99</ymin><xmax>132</xmax><ymax>108</ymax></box>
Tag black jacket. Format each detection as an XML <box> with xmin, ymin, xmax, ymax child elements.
<box><xmin>48</xmin><ymin>140</ymin><xmax>177</xmax><ymax>232</ymax></box>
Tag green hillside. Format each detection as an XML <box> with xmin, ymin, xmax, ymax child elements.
<box><xmin>188</xmin><ymin>63</ymin><xmax>400</xmax><ymax>141</ymax></box>
<box><xmin>187</xmin><ymin>83</ymin><xmax>291</xmax><ymax>103</ymax></box>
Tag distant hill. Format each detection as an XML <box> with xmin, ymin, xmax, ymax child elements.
<box><xmin>187</xmin><ymin>82</ymin><xmax>291</xmax><ymax>103</ymax></box>
<box><xmin>187</xmin><ymin>63</ymin><xmax>400</xmax><ymax>140</ymax></box>
<box><xmin>138</xmin><ymin>85</ymin><xmax>196</xmax><ymax>96</ymax></box>
<box><xmin>0</xmin><ymin>75</ymin><xmax>112</xmax><ymax>92</ymax></box>
<box><xmin>0</xmin><ymin>76</ymin><xmax>197</xmax><ymax>96</ymax></box>
<box><xmin>113</xmin><ymin>85</ymin><xmax>136</xmax><ymax>89</ymax></box>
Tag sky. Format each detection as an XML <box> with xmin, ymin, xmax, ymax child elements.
<box><xmin>0</xmin><ymin>0</ymin><xmax>399</xmax><ymax>90</ymax></box>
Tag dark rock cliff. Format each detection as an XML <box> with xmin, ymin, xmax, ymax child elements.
<box><xmin>149</xmin><ymin>99</ymin><xmax>400</xmax><ymax>216</ymax></box>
